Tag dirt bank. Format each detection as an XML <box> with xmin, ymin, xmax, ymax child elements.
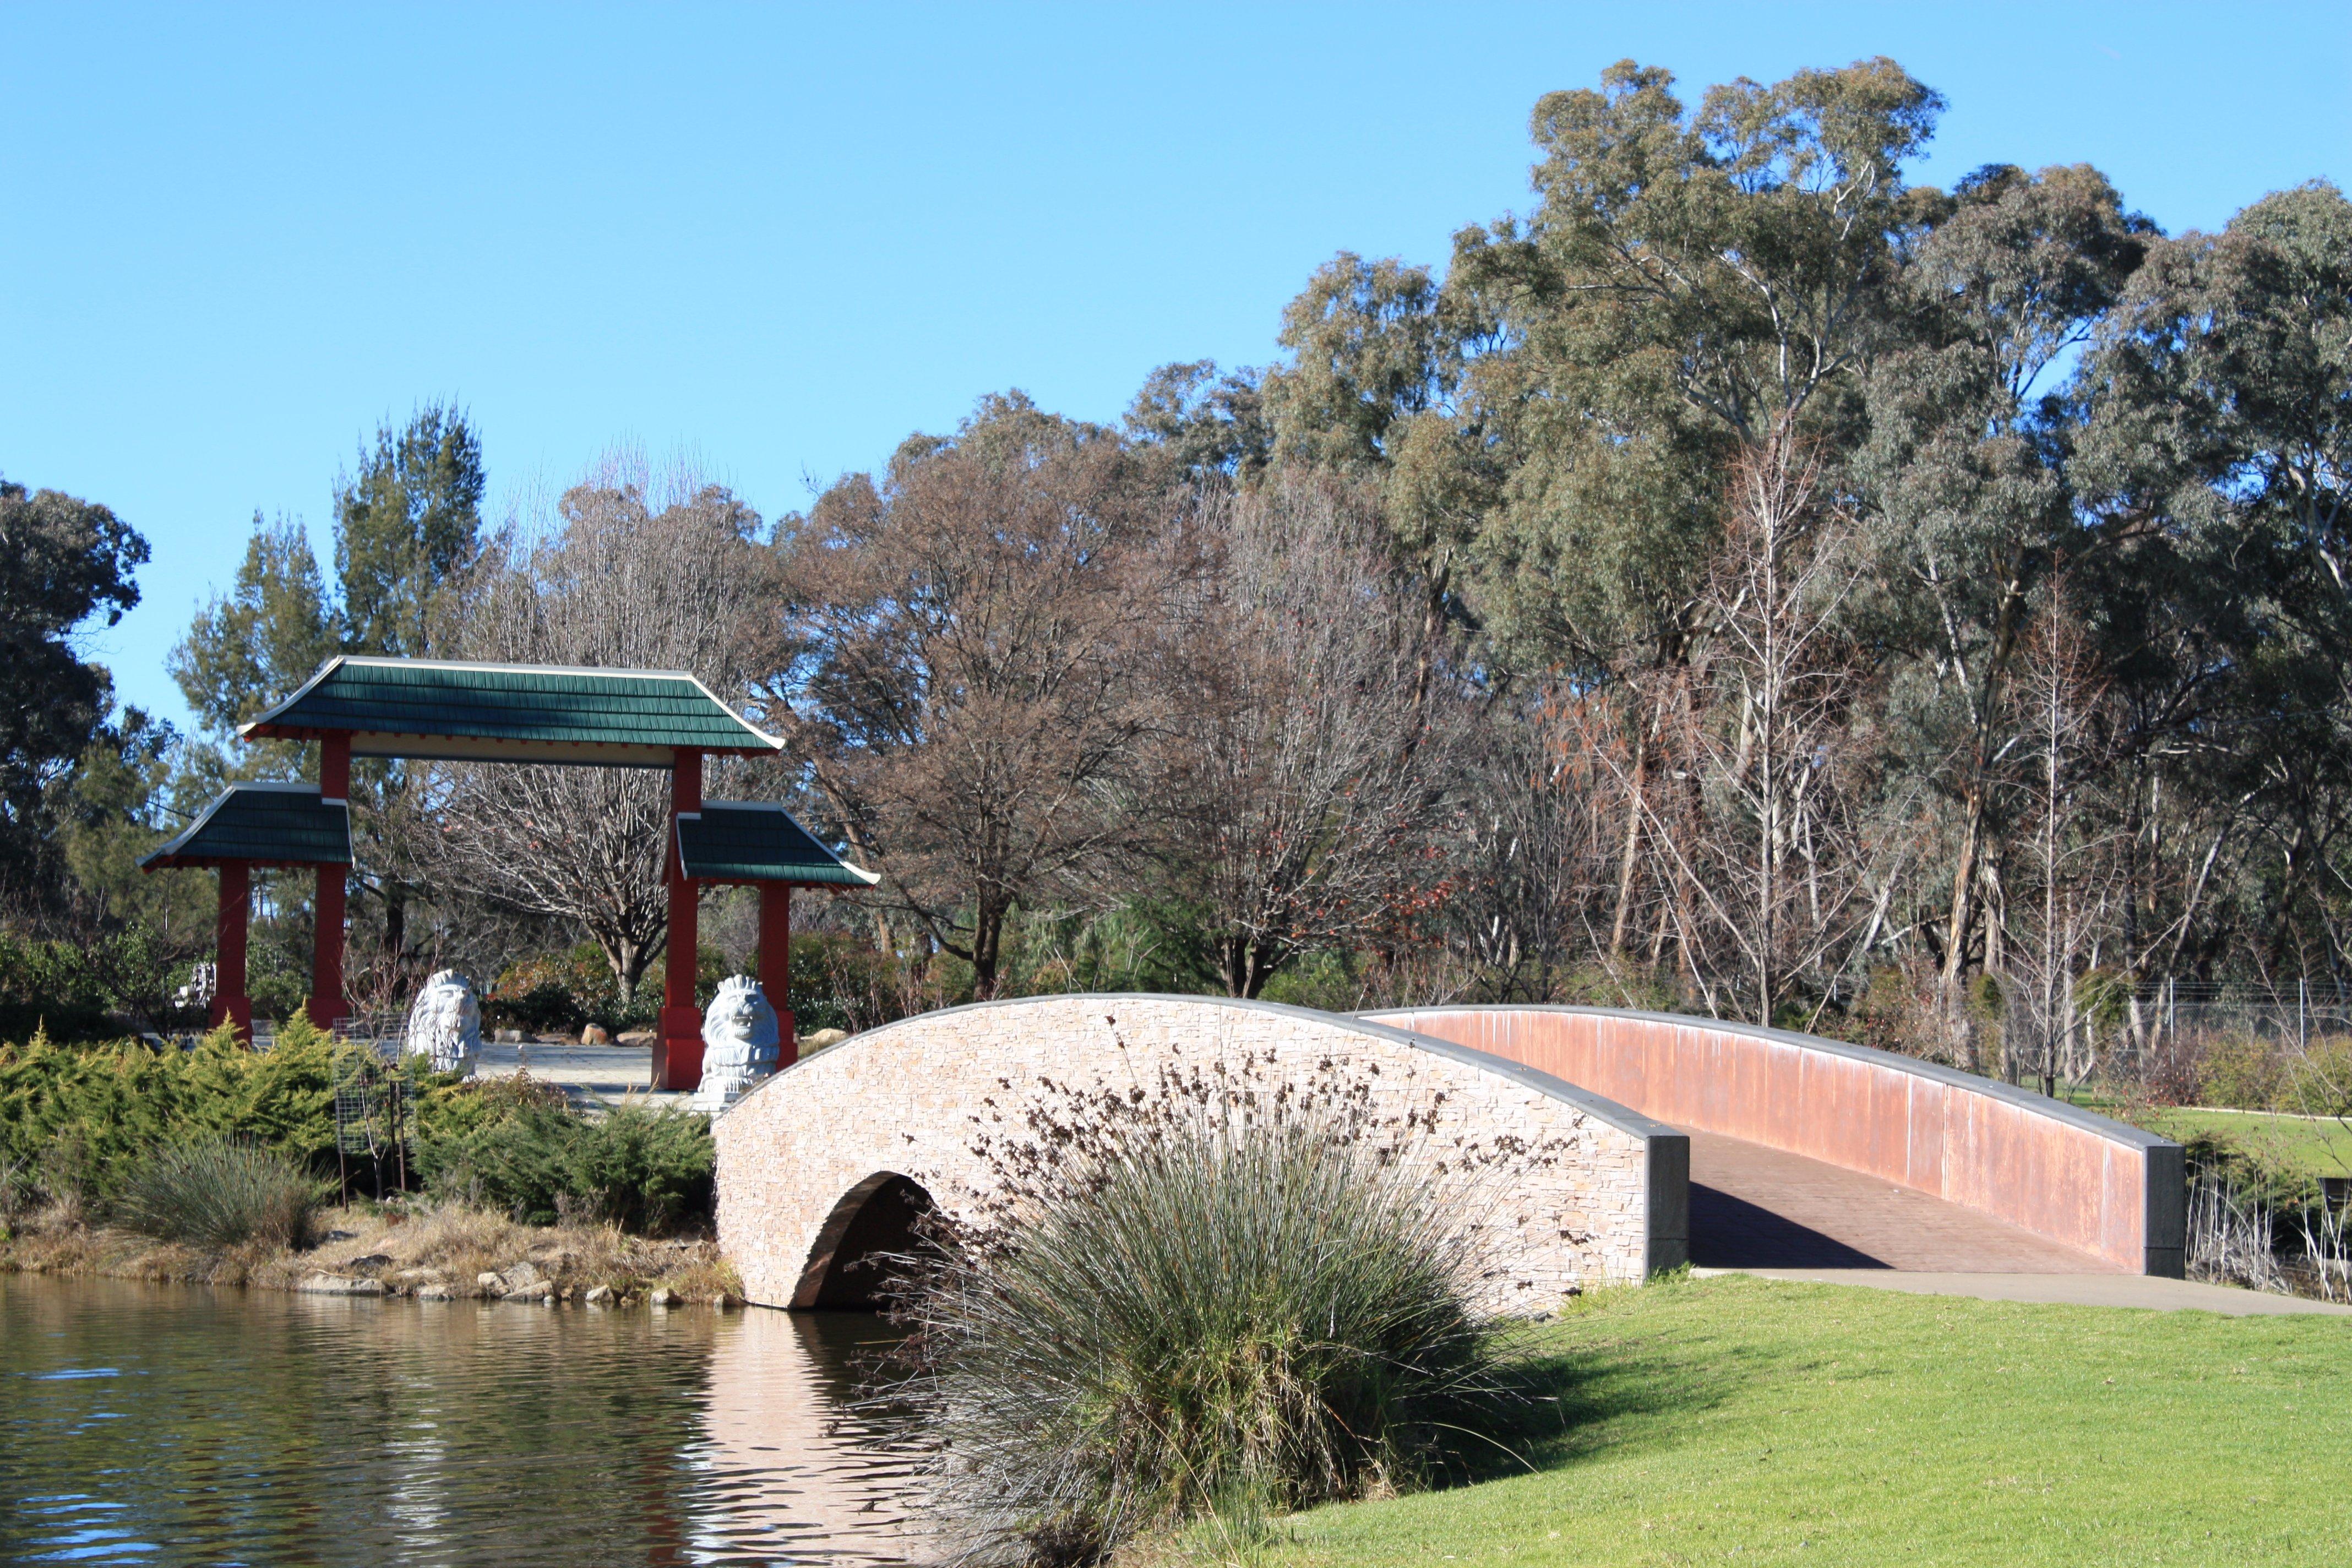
<box><xmin>0</xmin><ymin>1201</ymin><xmax>742</xmax><ymax>1306</ymax></box>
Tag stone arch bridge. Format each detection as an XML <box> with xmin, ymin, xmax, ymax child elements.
<box><xmin>712</xmin><ymin>995</ymin><xmax>2184</xmax><ymax>1313</ymax></box>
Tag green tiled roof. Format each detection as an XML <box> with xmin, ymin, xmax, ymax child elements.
<box><xmin>675</xmin><ymin>802</ymin><xmax>879</xmax><ymax>886</ymax></box>
<box><xmin>138</xmin><ymin>783</ymin><xmax>353</xmax><ymax>870</ymax></box>
<box><xmin>239</xmin><ymin>657</ymin><xmax>782</xmax><ymax>766</ymax></box>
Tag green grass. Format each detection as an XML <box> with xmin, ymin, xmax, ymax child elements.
<box><xmin>1248</xmin><ymin>1275</ymin><xmax>2352</xmax><ymax>1567</ymax></box>
<box><xmin>2142</xmin><ymin>1107</ymin><xmax>2352</xmax><ymax>1182</ymax></box>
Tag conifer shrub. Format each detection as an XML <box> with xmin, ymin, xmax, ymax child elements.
<box><xmin>0</xmin><ymin>1015</ymin><xmax>345</xmax><ymax>1197</ymax></box>
<box><xmin>892</xmin><ymin>1056</ymin><xmax>1534</xmax><ymax>1565</ymax></box>
<box><xmin>415</xmin><ymin>1087</ymin><xmax>714</xmax><ymax>1234</ymax></box>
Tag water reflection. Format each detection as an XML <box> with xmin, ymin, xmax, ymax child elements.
<box><xmin>0</xmin><ymin>1273</ymin><xmax>928</xmax><ymax>1566</ymax></box>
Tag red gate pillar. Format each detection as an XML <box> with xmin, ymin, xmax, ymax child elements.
<box><xmin>657</xmin><ymin>748</ymin><xmax>704</xmax><ymax>1091</ymax></box>
<box><xmin>759</xmin><ymin>881</ymin><xmax>797</xmax><ymax>1068</ymax></box>
<box><xmin>214</xmin><ymin>860</ymin><xmax>254</xmax><ymax>1042</ymax></box>
<box><xmin>308</xmin><ymin>735</ymin><xmax>351</xmax><ymax>1030</ymax></box>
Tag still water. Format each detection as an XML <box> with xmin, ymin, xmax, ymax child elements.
<box><xmin>0</xmin><ymin>1273</ymin><xmax>931</xmax><ymax>1565</ymax></box>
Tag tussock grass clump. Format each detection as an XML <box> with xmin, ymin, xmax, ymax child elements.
<box><xmin>897</xmin><ymin>1058</ymin><xmax>1529</xmax><ymax>1565</ymax></box>
<box><xmin>114</xmin><ymin>1139</ymin><xmax>329</xmax><ymax>1250</ymax></box>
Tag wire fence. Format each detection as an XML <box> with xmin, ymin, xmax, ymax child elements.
<box><xmin>2125</xmin><ymin>978</ymin><xmax>2352</xmax><ymax>1051</ymax></box>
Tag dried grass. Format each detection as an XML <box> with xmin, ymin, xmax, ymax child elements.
<box><xmin>3</xmin><ymin>1200</ymin><xmax>739</xmax><ymax>1303</ymax></box>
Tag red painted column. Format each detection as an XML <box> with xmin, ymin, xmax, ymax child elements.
<box><xmin>760</xmin><ymin>881</ymin><xmax>797</xmax><ymax>1068</ymax></box>
<box><xmin>308</xmin><ymin>734</ymin><xmax>351</xmax><ymax>1030</ymax></box>
<box><xmin>658</xmin><ymin>748</ymin><xmax>704</xmax><ymax>1091</ymax></box>
<box><xmin>213</xmin><ymin>861</ymin><xmax>254</xmax><ymax>1042</ymax></box>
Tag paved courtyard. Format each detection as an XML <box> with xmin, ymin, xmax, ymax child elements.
<box><xmin>473</xmin><ymin>1039</ymin><xmax>689</xmax><ymax>1108</ymax></box>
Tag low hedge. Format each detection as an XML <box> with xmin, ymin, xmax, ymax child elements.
<box><xmin>0</xmin><ymin>1019</ymin><xmax>715</xmax><ymax>1236</ymax></box>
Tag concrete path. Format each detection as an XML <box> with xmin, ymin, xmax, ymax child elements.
<box><xmin>473</xmin><ymin>1040</ymin><xmax>691</xmax><ymax>1109</ymax></box>
<box><xmin>1688</xmin><ymin>1130</ymin><xmax>2108</xmax><ymax>1272</ymax></box>
<box><xmin>1694</xmin><ymin>1266</ymin><xmax>2352</xmax><ymax>1316</ymax></box>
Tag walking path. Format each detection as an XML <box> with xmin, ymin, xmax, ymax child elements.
<box><xmin>473</xmin><ymin>1040</ymin><xmax>689</xmax><ymax>1109</ymax></box>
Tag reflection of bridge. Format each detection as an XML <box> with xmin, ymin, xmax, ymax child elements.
<box><xmin>714</xmin><ymin>996</ymin><xmax>2186</xmax><ymax>1314</ymax></box>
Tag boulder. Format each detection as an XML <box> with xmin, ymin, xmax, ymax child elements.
<box><xmin>583</xmin><ymin>1285</ymin><xmax>616</xmax><ymax>1306</ymax></box>
<box><xmin>476</xmin><ymin>1272</ymin><xmax>505</xmax><ymax>1294</ymax></box>
<box><xmin>581</xmin><ymin>1023</ymin><xmax>611</xmax><ymax>1045</ymax></box>
<box><xmin>692</xmin><ymin>976</ymin><xmax>782</xmax><ymax>1112</ymax></box>
<box><xmin>616</xmin><ymin>1029</ymin><xmax>657</xmax><ymax>1047</ymax></box>
<box><xmin>403</xmin><ymin>970</ymin><xmax>482</xmax><ymax>1075</ymax></box>
<box><xmin>647</xmin><ymin>1286</ymin><xmax>681</xmax><ymax>1309</ymax></box>
<box><xmin>799</xmin><ymin>1027</ymin><xmax>850</xmax><ymax>1052</ymax></box>
<box><xmin>503</xmin><ymin>1281</ymin><xmax>555</xmax><ymax>1303</ymax></box>
<box><xmin>415</xmin><ymin>1282</ymin><xmax>456</xmax><ymax>1302</ymax></box>
<box><xmin>298</xmin><ymin>1274</ymin><xmax>386</xmax><ymax>1296</ymax></box>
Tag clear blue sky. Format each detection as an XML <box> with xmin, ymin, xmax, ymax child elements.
<box><xmin>5</xmin><ymin>2</ymin><xmax>2346</xmax><ymax>732</ymax></box>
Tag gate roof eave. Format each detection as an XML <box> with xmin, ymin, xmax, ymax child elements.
<box><xmin>238</xmin><ymin>656</ymin><xmax>782</xmax><ymax>766</ymax></box>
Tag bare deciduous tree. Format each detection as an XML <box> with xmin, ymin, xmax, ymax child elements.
<box><xmin>1135</xmin><ymin>473</ymin><xmax>1458</xmax><ymax>998</ymax></box>
<box><xmin>770</xmin><ymin>407</ymin><xmax>1161</xmax><ymax>998</ymax></box>
<box><xmin>1637</xmin><ymin>433</ymin><xmax>1890</xmax><ymax>1023</ymax></box>
<box><xmin>413</xmin><ymin>458</ymin><xmax>767</xmax><ymax>1002</ymax></box>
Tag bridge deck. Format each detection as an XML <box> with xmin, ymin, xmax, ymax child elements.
<box><xmin>1689</xmin><ymin>1131</ymin><xmax>2117</xmax><ymax>1273</ymax></box>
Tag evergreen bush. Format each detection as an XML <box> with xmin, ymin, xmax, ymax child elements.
<box><xmin>415</xmin><ymin>1090</ymin><xmax>713</xmax><ymax>1233</ymax></box>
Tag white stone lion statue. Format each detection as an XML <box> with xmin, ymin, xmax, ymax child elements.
<box><xmin>404</xmin><ymin>970</ymin><xmax>481</xmax><ymax>1075</ymax></box>
<box><xmin>693</xmin><ymin>976</ymin><xmax>781</xmax><ymax>1112</ymax></box>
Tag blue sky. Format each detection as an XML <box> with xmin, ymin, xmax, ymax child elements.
<box><xmin>4</xmin><ymin>2</ymin><xmax>2346</xmax><ymax>731</ymax></box>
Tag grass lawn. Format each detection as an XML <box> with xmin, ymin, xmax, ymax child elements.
<box><xmin>1255</xmin><ymin>1275</ymin><xmax>2351</xmax><ymax>1567</ymax></box>
<box><xmin>2143</xmin><ymin>1107</ymin><xmax>2352</xmax><ymax>1182</ymax></box>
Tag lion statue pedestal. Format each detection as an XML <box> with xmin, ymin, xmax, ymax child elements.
<box><xmin>694</xmin><ymin>976</ymin><xmax>781</xmax><ymax>1112</ymax></box>
<box><xmin>404</xmin><ymin>970</ymin><xmax>481</xmax><ymax>1075</ymax></box>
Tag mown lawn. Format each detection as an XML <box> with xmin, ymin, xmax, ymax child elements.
<box><xmin>2145</xmin><ymin>1107</ymin><xmax>2352</xmax><ymax>1181</ymax></box>
<box><xmin>1258</xmin><ymin>1275</ymin><xmax>2351</xmax><ymax>1567</ymax></box>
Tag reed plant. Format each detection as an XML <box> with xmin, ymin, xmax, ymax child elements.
<box><xmin>113</xmin><ymin>1139</ymin><xmax>330</xmax><ymax>1250</ymax></box>
<box><xmin>894</xmin><ymin>1056</ymin><xmax>1531</xmax><ymax>1565</ymax></box>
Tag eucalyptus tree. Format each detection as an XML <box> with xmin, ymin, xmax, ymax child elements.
<box><xmin>1442</xmin><ymin>57</ymin><xmax>1942</xmax><ymax>1004</ymax></box>
<box><xmin>1855</xmin><ymin>162</ymin><xmax>2151</xmax><ymax>999</ymax></box>
<box><xmin>2077</xmin><ymin>181</ymin><xmax>2352</xmax><ymax>979</ymax></box>
<box><xmin>0</xmin><ymin>476</ymin><xmax>148</xmax><ymax>908</ymax></box>
<box><xmin>172</xmin><ymin>405</ymin><xmax>485</xmax><ymax>965</ymax></box>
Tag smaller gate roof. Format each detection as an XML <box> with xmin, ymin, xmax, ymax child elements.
<box><xmin>675</xmin><ymin>802</ymin><xmax>879</xmax><ymax>887</ymax></box>
<box><xmin>240</xmin><ymin>656</ymin><xmax>782</xmax><ymax>767</ymax></box>
<box><xmin>139</xmin><ymin>783</ymin><xmax>353</xmax><ymax>870</ymax></box>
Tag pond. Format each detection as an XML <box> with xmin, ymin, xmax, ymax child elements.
<box><xmin>0</xmin><ymin>1273</ymin><xmax>931</xmax><ymax>1565</ymax></box>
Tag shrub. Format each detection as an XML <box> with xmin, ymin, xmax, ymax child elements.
<box><xmin>0</xmin><ymin>1015</ymin><xmax>346</xmax><ymax>1195</ymax></box>
<box><xmin>894</xmin><ymin>1058</ymin><xmax>1526</xmax><ymax>1564</ymax></box>
<box><xmin>113</xmin><ymin>1139</ymin><xmax>330</xmax><ymax>1249</ymax></box>
<box><xmin>415</xmin><ymin>1090</ymin><xmax>714</xmax><ymax>1233</ymax></box>
<box><xmin>2286</xmin><ymin>1038</ymin><xmax>2352</xmax><ymax>1119</ymax></box>
<box><xmin>2197</xmin><ymin>1033</ymin><xmax>2289</xmax><ymax>1110</ymax></box>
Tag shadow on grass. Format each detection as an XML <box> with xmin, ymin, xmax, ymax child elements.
<box><xmin>1437</xmin><ymin>1279</ymin><xmax>1780</xmax><ymax>1492</ymax></box>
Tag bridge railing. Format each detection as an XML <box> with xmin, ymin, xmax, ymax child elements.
<box><xmin>1364</xmin><ymin>1006</ymin><xmax>2185</xmax><ymax>1277</ymax></box>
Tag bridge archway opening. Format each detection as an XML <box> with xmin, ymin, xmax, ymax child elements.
<box><xmin>795</xmin><ymin>1172</ymin><xmax>935</xmax><ymax>1310</ymax></box>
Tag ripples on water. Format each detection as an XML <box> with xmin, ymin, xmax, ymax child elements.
<box><xmin>0</xmin><ymin>1273</ymin><xmax>932</xmax><ymax>1565</ymax></box>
